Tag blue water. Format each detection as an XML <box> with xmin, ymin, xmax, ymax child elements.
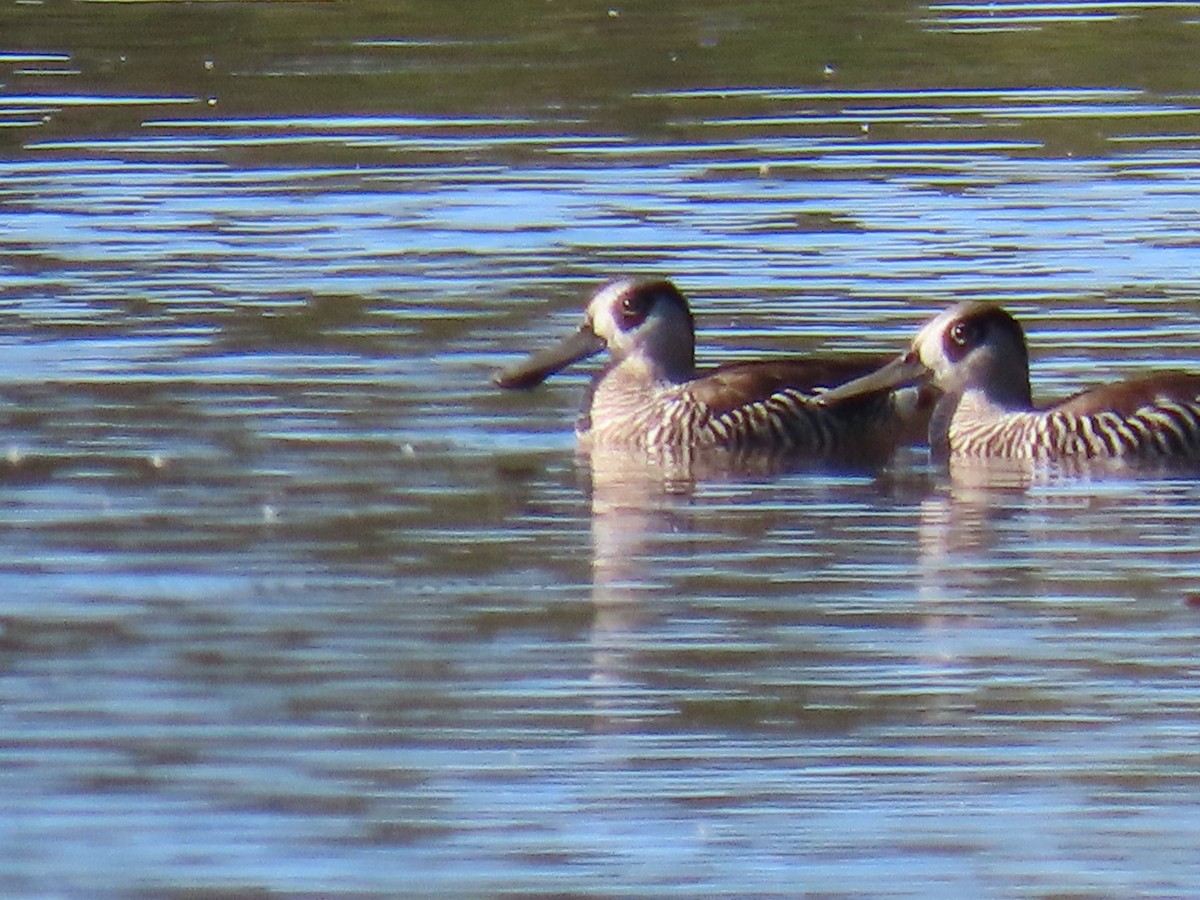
<box><xmin>4</xmin><ymin>2</ymin><xmax>1200</xmax><ymax>896</ymax></box>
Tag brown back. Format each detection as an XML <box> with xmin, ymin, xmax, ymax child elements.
<box><xmin>685</xmin><ymin>356</ymin><xmax>895</xmax><ymax>418</ymax></box>
<box><xmin>1051</xmin><ymin>371</ymin><xmax>1200</xmax><ymax>416</ymax></box>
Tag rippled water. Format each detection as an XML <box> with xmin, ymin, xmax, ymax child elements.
<box><xmin>5</xmin><ymin>1</ymin><xmax>1200</xmax><ymax>897</ymax></box>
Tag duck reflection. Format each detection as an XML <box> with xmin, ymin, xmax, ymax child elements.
<box><xmin>583</xmin><ymin>442</ymin><xmax>896</xmax><ymax>723</ymax></box>
<box><xmin>914</xmin><ymin>460</ymin><xmax>1029</xmax><ymax>619</ymax></box>
<box><xmin>587</xmin><ymin>441</ymin><xmax>845</xmax><ymax>612</ymax></box>
<box><xmin>915</xmin><ymin>453</ymin><xmax>1200</xmax><ymax>607</ymax></box>
<box><xmin>584</xmin><ymin>446</ymin><xmax>686</xmax><ymax>694</ymax></box>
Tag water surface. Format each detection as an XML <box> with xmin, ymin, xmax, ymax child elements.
<box><xmin>3</xmin><ymin>1</ymin><xmax>1200</xmax><ymax>897</ymax></box>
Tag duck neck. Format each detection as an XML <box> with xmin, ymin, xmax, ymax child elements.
<box><xmin>614</xmin><ymin>350</ymin><xmax>694</xmax><ymax>387</ymax></box>
<box><xmin>928</xmin><ymin>384</ymin><xmax>1034</xmax><ymax>461</ymax></box>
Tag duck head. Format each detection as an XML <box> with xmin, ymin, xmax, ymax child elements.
<box><xmin>494</xmin><ymin>277</ymin><xmax>696</xmax><ymax>389</ymax></box>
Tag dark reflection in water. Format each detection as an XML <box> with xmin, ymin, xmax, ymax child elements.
<box><xmin>5</xmin><ymin>0</ymin><xmax>1200</xmax><ymax>897</ymax></box>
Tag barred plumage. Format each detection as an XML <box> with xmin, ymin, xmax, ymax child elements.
<box><xmin>494</xmin><ymin>277</ymin><xmax>930</xmax><ymax>459</ymax></box>
<box><xmin>819</xmin><ymin>300</ymin><xmax>1200</xmax><ymax>462</ymax></box>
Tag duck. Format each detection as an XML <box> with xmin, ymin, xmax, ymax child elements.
<box><xmin>817</xmin><ymin>300</ymin><xmax>1200</xmax><ymax>460</ymax></box>
<box><xmin>494</xmin><ymin>277</ymin><xmax>930</xmax><ymax>457</ymax></box>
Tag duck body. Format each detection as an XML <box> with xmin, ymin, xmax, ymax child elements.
<box><xmin>581</xmin><ymin>354</ymin><xmax>923</xmax><ymax>453</ymax></box>
<box><xmin>495</xmin><ymin>277</ymin><xmax>929</xmax><ymax>458</ymax></box>
<box><xmin>819</xmin><ymin>301</ymin><xmax>1200</xmax><ymax>461</ymax></box>
<box><xmin>942</xmin><ymin>373</ymin><xmax>1200</xmax><ymax>460</ymax></box>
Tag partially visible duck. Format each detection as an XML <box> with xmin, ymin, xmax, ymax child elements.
<box><xmin>819</xmin><ymin>300</ymin><xmax>1200</xmax><ymax>460</ymax></box>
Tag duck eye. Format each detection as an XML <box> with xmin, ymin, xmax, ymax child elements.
<box><xmin>943</xmin><ymin>317</ymin><xmax>985</xmax><ymax>362</ymax></box>
<box><xmin>949</xmin><ymin>320</ymin><xmax>976</xmax><ymax>347</ymax></box>
<box><xmin>618</xmin><ymin>293</ymin><xmax>650</xmax><ymax>328</ymax></box>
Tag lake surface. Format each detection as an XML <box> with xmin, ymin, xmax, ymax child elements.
<box><xmin>4</xmin><ymin>1</ymin><xmax>1200</xmax><ymax>896</ymax></box>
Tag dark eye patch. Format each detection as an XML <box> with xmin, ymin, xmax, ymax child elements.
<box><xmin>618</xmin><ymin>290</ymin><xmax>652</xmax><ymax>329</ymax></box>
<box><xmin>944</xmin><ymin>316</ymin><xmax>985</xmax><ymax>362</ymax></box>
